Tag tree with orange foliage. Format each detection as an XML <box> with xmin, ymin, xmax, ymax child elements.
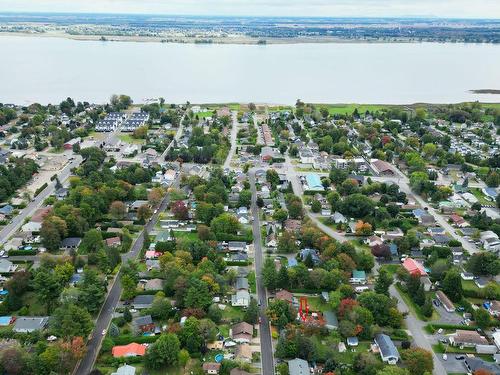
<box><xmin>338</xmin><ymin>298</ymin><xmax>359</xmax><ymax>317</ymax></box>
<box><xmin>474</xmin><ymin>370</ymin><xmax>494</xmax><ymax>375</ymax></box>
<box><xmin>355</xmin><ymin>220</ymin><xmax>373</xmax><ymax>236</ymax></box>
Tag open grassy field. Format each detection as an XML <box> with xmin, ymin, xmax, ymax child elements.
<box><xmin>470</xmin><ymin>187</ymin><xmax>492</xmax><ymax>205</ymax></box>
<box><xmin>118</xmin><ymin>134</ymin><xmax>145</xmax><ymax>145</ymax></box>
<box><xmin>317</xmin><ymin>104</ymin><xmax>391</xmax><ymax>115</ymax></box>
<box><xmin>172</xmin><ymin>231</ymin><xmax>198</xmax><ymax>241</ymax></box>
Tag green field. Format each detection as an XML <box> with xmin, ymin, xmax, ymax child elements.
<box><xmin>469</xmin><ymin>187</ymin><xmax>493</xmax><ymax>205</ymax></box>
<box><xmin>172</xmin><ymin>231</ymin><xmax>198</xmax><ymax>241</ymax></box>
<box><xmin>317</xmin><ymin>104</ymin><xmax>391</xmax><ymax>116</ymax></box>
<box><xmin>118</xmin><ymin>134</ymin><xmax>145</xmax><ymax>144</ymax></box>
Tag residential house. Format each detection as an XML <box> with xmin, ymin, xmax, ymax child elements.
<box><xmin>235</xmin><ymin>343</ymin><xmax>252</xmax><ymax>363</ymax></box>
<box><xmin>464</xmin><ymin>358</ymin><xmax>500</xmax><ymax>375</ymax></box>
<box><xmin>299</xmin><ymin>248</ymin><xmax>320</xmax><ymax>265</ymax></box>
<box><xmin>60</xmin><ymin>237</ymin><xmax>82</xmax><ymax>251</ymax></box>
<box><xmin>105</xmin><ymin>236</ymin><xmax>122</xmax><ymax>247</ymax></box>
<box><xmin>284</xmin><ymin>219</ymin><xmax>302</xmax><ymax>232</ymax></box>
<box><xmin>111</xmin><ymin>364</ymin><xmax>136</xmax><ymax>375</ymax></box>
<box><xmin>231</xmin><ymin>322</ymin><xmax>253</xmax><ymax>344</ymax></box>
<box><xmin>276</xmin><ymin>290</ymin><xmax>294</xmax><ymax>304</ymax></box>
<box><xmin>331</xmin><ymin>212</ymin><xmax>347</xmax><ymax>224</ymax></box>
<box><xmin>112</xmin><ymin>343</ymin><xmax>147</xmax><ymax>358</ymax></box>
<box><xmin>144</xmin><ymin>278</ymin><xmax>164</xmax><ymax>291</ymax></box>
<box><xmin>202</xmin><ymin>362</ymin><xmax>221</xmax><ymax>375</ymax></box>
<box><xmin>449</xmin><ymin>330</ymin><xmax>488</xmax><ymax>348</ymax></box>
<box><xmin>132</xmin><ymin>295</ymin><xmax>154</xmax><ymax>309</ymax></box>
<box><xmin>235</xmin><ymin>277</ymin><xmax>249</xmax><ymax>291</ymax></box>
<box><xmin>436</xmin><ymin>291</ymin><xmax>455</xmax><ymax>312</ymax></box>
<box><xmin>488</xmin><ymin>300</ymin><xmax>500</xmax><ymax>317</ymax></box>
<box><xmin>231</xmin><ymin>290</ymin><xmax>250</xmax><ymax>307</ymax></box>
<box><xmin>323</xmin><ymin>311</ymin><xmax>339</xmax><ymax>330</ymax></box>
<box><xmin>13</xmin><ymin>317</ymin><xmax>49</xmax><ymax>333</ymax></box>
<box><xmin>372</xmin><ymin>159</ymin><xmax>395</xmax><ymax>176</ymax></box>
<box><xmin>132</xmin><ymin>315</ymin><xmax>155</xmax><ymax>334</ymax></box>
<box><xmin>228</xmin><ymin>242</ymin><xmax>247</xmax><ymax>252</ymax></box>
<box><xmin>374</xmin><ymin>333</ymin><xmax>400</xmax><ymax>365</ymax></box>
<box><xmin>0</xmin><ymin>205</ymin><xmax>14</xmax><ymax>216</ymax></box>
<box><xmin>288</xmin><ymin>358</ymin><xmax>309</xmax><ymax>375</ymax></box>
<box><xmin>0</xmin><ymin>259</ymin><xmax>17</xmax><ymax>273</ymax></box>
<box><xmin>450</xmin><ymin>214</ymin><xmax>469</xmax><ymax>228</ymax></box>
<box><xmin>402</xmin><ymin>258</ymin><xmax>427</xmax><ymax>276</ymax></box>
<box><xmin>350</xmin><ymin>270</ymin><xmax>367</xmax><ymax>284</ymax></box>
<box><xmin>366</xmin><ymin>235</ymin><xmax>383</xmax><ymax>247</ymax></box>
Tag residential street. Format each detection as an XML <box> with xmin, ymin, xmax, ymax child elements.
<box><xmin>249</xmin><ymin>170</ymin><xmax>275</xmax><ymax>375</ymax></box>
<box><xmin>223</xmin><ymin>111</ymin><xmax>239</xmax><ymax>169</ymax></box>
<box><xmin>1</xmin><ymin>154</ymin><xmax>83</xmax><ymax>246</ymax></box>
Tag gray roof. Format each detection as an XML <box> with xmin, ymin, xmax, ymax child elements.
<box><xmin>375</xmin><ymin>333</ymin><xmax>400</xmax><ymax>361</ymax></box>
<box><xmin>133</xmin><ymin>295</ymin><xmax>154</xmax><ymax>306</ymax></box>
<box><xmin>323</xmin><ymin>311</ymin><xmax>339</xmax><ymax>328</ymax></box>
<box><xmin>13</xmin><ymin>317</ymin><xmax>49</xmax><ymax>332</ymax></box>
<box><xmin>133</xmin><ymin>315</ymin><xmax>153</xmax><ymax>327</ymax></box>
<box><xmin>111</xmin><ymin>364</ymin><xmax>136</xmax><ymax>375</ymax></box>
<box><xmin>465</xmin><ymin>358</ymin><xmax>500</xmax><ymax>375</ymax></box>
<box><xmin>235</xmin><ymin>277</ymin><xmax>249</xmax><ymax>290</ymax></box>
<box><xmin>288</xmin><ymin>358</ymin><xmax>309</xmax><ymax>375</ymax></box>
<box><xmin>61</xmin><ymin>237</ymin><xmax>82</xmax><ymax>248</ymax></box>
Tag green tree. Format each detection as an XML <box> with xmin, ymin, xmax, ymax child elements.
<box><xmin>184</xmin><ymin>279</ymin><xmax>213</xmax><ymax>310</ymax></box>
<box><xmin>277</xmin><ymin>231</ymin><xmax>298</xmax><ymax>254</ymax></box>
<box><xmin>79</xmin><ymin>229</ymin><xmax>103</xmax><ymax>253</ymax></box>
<box><xmin>244</xmin><ymin>298</ymin><xmax>259</xmax><ymax>324</ymax></box>
<box><xmin>310</xmin><ymin>200</ymin><xmax>321</xmax><ymax>213</ymax></box>
<box><xmin>374</xmin><ymin>268</ymin><xmax>392</xmax><ymax>296</ymax></box>
<box><xmin>263</xmin><ymin>257</ymin><xmax>278</xmax><ymax>291</ymax></box>
<box><xmin>238</xmin><ymin>189</ymin><xmax>252</xmax><ymax>208</ymax></box>
<box><xmin>442</xmin><ymin>268</ymin><xmax>463</xmax><ymax>302</ymax></box>
<box><xmin>401</xmin><ymin>348</ymin><xmax>433</xmax><ymax>375</ymax></box>
<box><xmin>377</xmin><ymin>367</ymin><xmax>410</xmax><ymax>375</ymax></box>
<box><xmin>273</xmin><ymin>208</ymin><xmax>288</xmax><ymax>223</ymax></box>
<box><xmin>34</xmin><ymin>268</ymin><xmax>62</xmax><ymax>314</ymax></box>
<box><xmin>121</xmin><ymin>274</ymin><xmax>137</xmax><ymax>301</ymax></box>
<box><xmin>210</xmin><ymin>213</ymin><xmax>240</xmax><ymax>235</ymax></box>
<box><xmin>51</xmin><ymin>303</ymin><xmax>93</xmax><ymax>339</ymax></box>
<box><xmin>178</xmin><ymin>349</ymin><xmax>190</xmax><ymax>368</ymax></box>
<box><xmin>277</xmin><ymin>266</ymin><xmax>290</xmax><ymax>290</ymax></box>
<box><xmin>146</xmin><ymin>333</ymin><xmax>180</xmax><ymax>369</ymax></box>
<box><xmin>473</xmin><ymin>308</ymin><xmax>491</xmax><ymax>329</ymax></box>
<box><xmin>179</xmin><ymin>317</ymin><xmax>203</xmax><ymax>354</ymax></box>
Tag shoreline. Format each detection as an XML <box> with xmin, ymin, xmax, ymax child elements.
<box><xmin>0</xmin><ymin>31</ymin><xmax>468</xmax><ymax>45</ymax></box>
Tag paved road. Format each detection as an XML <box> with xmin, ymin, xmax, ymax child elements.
<box><xmin>223</xmin><ymin>111</ymin><xmax>239</xmax><ymax>169</ymax></box>
<box><xmin>157</xmin><ymin>110</ymin><xmax>187</xmax><ymax>163</ymax></box>
<box><xmin>74</xmin><ymin>177</ymin><xmax>179</xmax><ymax>375</ymax></box>
<box><xmin>0</xmin><ymin>155</ymin><xmax>83</xmax><ymax>246</ymax></box>
<box><xmin>249</xmin><ymin>170</ymin><xmax>275</xmax><ymax>375</ymax></box>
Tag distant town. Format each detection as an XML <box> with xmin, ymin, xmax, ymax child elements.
<box><xmin>0</xmin><ymin>97</ymin><xmax>499</xmax><ymax>375</ymax></box>
<box><xmin>1</xmin><ymin>13</ymin><xmax>500</xmax><ymax>44</ymax></box>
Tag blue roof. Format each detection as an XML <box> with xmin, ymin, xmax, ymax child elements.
<box><xmin>287</xmin><ymin>258</ymin><xmax>298</xmax><ymax>267</ymax></box>
<box><xmin>0</xmin><ymin>205</ymin><xmax>13</xmax><ymax>215</ymax></box>
<box><xmin>305</xmin><ymin>174</ymin><xmax>324</xmax><ymax>191</ymax></box>
<box><xmin>484</xmin><ymin>188</ymin><xmax>498</xmax><ymax>198</ymax></box>
<box><xmin>300</xmin><ymin>248</ymin><xmax>320</xmax><ymax>264</ymax></box>
<box><xmin>352</xmin><ymin>270</ymin><xmax>366</xmax><ymax>279</ymax></box>
<box><xmin>412</xmin><ymin>208</ymin><xmax>426</xmax><ymax>218</ymax></box>
<box><xmin>389</xmin><ymin>243</ymin><xmax>398</xmax><ymax>256</ymax></box>
<box><xmin>375</xmin><ymin>333</ymin><xmax>400</xmax><ymax>360</ymax></box>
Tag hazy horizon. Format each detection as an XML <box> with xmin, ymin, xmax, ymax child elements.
<box><xmin>0</xmin><ymin>0</ymin><xmax>499</xmax><ymax>19</ymax></box>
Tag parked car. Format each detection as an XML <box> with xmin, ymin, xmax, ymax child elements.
<box><xmin>442</xmin><ymin>354</ymin><xmax>447</xmax><ymax>361</ymax></box>
<box><xmin>455</xmin><ymin>355</ymin><xmax>465</xmax><ymax>360</ymax></box>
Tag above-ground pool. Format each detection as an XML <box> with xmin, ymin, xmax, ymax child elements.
<box><xmin>214</xmin><ymin>354</ymin><xmax>224</xmax><ymax>363</ymax></box>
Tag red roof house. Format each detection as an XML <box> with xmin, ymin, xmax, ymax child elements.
<box><xmin>402</xmin><ymin>258</ymin><xmax>427</xmax><ymax>276</ymax></box>
<box><xmin>112</xmin><ymin>343</ymin><xmax>147</xmax><ymax>357</ymax></box>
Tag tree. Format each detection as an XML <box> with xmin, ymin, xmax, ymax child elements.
<box><xmin>377</xmin><ymin>367</ymin><xmax>410</xmax><ymax>375</ymax></box>
<box><xmin>310</xmin><ymin>200</ymin><xmax>321</xmax><ymax>213</ymax></box>
<box><xmin>273</xmin><ymin>208</ymin><xmax>288</xmax><ymax>223</ymax></box>
<box><xmin>210</xmin><ymin>213</ymin><xmax>240</xmax><ymax>235</ymax></box>
<box><xmin>474</xmin><ymin>308</ymin><xmax>491</xmax><ymax>329</ymax></box>
<box><xmin>121</xmin><ymin>274</ymin><xmax>137</xmax><ymax>301</ymax></box>
<box><xmin>267</xmin><ymin>299</ymin><xmax>294</xmax><ymax>328</ymax></box>
<box><xmin>146</xmin><ymin>333</ymin><xmax>180</xmax><ymax>369</ymax></box>
<box><xmin>442</xmin><ymin>268</ymin><xmax>463</xmax><ymax>302</ymax></box>
<box><xmin>184</xmin><ymin>279</ymin><xmax>213</xmax><ymax>310</ymax></box>
<box><xmin>466</xmin><ymin>252</ymin><xmax>500</xmax><ymax>276</ymax></box>
<box><xmin>80</xmin><ymin>229</ymin><xmax>103</xmax><ymax>253</ymax></box>
<box><xmin>0</xmin><ymin>347</ymin><xmax>27</xmax><ymax>375</ymax></box>
<box><xmin>244</xmin><ymin>298</ymin><xmax>259</xmax><ymax>324</ymax></box>
<box><xmin>148</xmin><ymin>187</ymin><xmax>165</xmax><ymax>207</ymax></box>
<box><xmin>238</xmin><ymin>189</ymin><xmax>252</xmax><ymax>208</ymax></box>
<box><xmin>178</xmin><ymin>349</ymin><xmax>190</xmax><ymax>368</ymax></box>
<box><xmin>34</xmin><ymin>268</ymin><xmax>62</xmax><ymax>314</ymax></box>
<box><xmin>171</xmin><ymin>200</ymin><xmax>189</xmax><ymax>220</ymax></box>
<box><xmin>374</xmin><ymin>268</ymin><xmax>392</xmax><ymax>295</ymax></box>
<box><xmin>401</xmin><ymin>348</ymin><xmax>433</xmax><ymax>375</ymax></box>
<box><xmin>51</xmin><ymin>303</ymin><xmax>93</xmax><ymax>339</ymax></box>
<box><xmin>277</xmin><ymin>266</ymin><xmax>290</xmax><ymax>290</ymax></box>
<box><xmin>123</xmin><ymin>307</ymin><xmax>132</xmax><ymax>322</ymax></box>
<box><xmin>109</xmin><ymin>201</ymin><xmax>126</xmax><ymax>220</ymax></box>
<box><xmin>263</xmin><ymin>257</ymin><xmax>278</xmax><ymax>291</ymax></box>
<box><xmin>179</xmin><ymin>317</ymin><xmax>203</xmax><ymax>354</ymax></box>
<box><xmin>277</xmin><ymin>230</ymin><xmax>299</xmax><ymax>254</ymax></box>
<box><xmin>341</xmin><ymin>194</ymin><xmax>375</xmax><ymax>218</ymax></box>
<box><xmin>137</xmin><ymin>204</ymin><xmax>152</xmax><ymax>222</ymax></box>
<box><xmin>266</xmin><ymin>169</ymin><xmax>280</xmax><ymax>189</ymax></box>
<box><xmin>40</xmin><ymin>215</ymin><xmax>67</xmax><ymax>251</ymax></box>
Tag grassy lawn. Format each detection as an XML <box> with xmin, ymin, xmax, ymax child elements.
<box><xmin>432</xmin><ymin>343</ymin><xmax>474</xmax><ymax>355</ymax></box>
<box><xmin>221</xmin><ymin>305</ymin><xmax>245</xmax><ymax>322</ymax></box>
<box><xmin>196</xmin><ymin>111</ymin><xmax>214</xmax><ymax>119</ymax></box>
<box><xmin>462</xmin><ymin>280</ymin><xmax>481</xmax><ymax>293</ymax></box>
<box><xmin>380</xmin><ymin>264</ymin><xmax>401</xmax><ymax>276</ymax></box>
<box><xmin>395</xmin><ymin>284</ymin><xmax>439</xmax><ymax>322</ymax></box>
<box><xmin>118</xmin><ymin>134</ymin><xmax>145</xmax><ymax>145</ymax></box>
<box><xmin>301</xmin><ymin>295</ymin><xmax>328</xmax><ymax>312</ymax></box>
<box><xmin>316</xmin><ymin>104</ymin><xmax>390</xmax><ymax>116</ymax></box>
<box><xmin>331</xmin><ymin>341</ymin><xmax>372</xmax><ymax>364</ymax></box>
<box><xmin>248</xmin><ymin>271</ymin><xmax>256</xmax><ymax>293</ymax></box>
<box><xmin>469</xmin><ymin>188</ymin><xmax>492</xmax><ymax>205</ymax></box>
<box><xmin>172</xmin><ymin>231</ymin><xmax>198</xmax><ymax>241</ymax></box>
<box><xmin>21</xmin><ymin>291</ymin><xmax>47</xmax><ymax>315</ymax></box>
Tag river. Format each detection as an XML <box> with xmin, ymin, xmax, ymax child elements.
<box><xmin>1</xmin><ymin>35</ymin><xmax>499</xmax><ymax>104</ymax></box>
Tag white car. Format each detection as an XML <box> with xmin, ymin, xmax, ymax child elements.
<box><xmin>102</xmin><ymin>329</ymin><xmax>107</xmax><ymax>336</ymax></box>
<box><xmin>442</xmin><ymin>354</ymin><xmax>447</xmax><ymax>361</ymax></box>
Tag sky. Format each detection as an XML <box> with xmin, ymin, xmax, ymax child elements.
<box><xmin>0</xmin><ymin>0</ymin><xmax>499</xmax><ymax>19</ymax></box>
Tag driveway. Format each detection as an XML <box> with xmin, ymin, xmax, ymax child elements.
<box><xmin>433</xmin><ymin>304</ymin><xmax>463</xmax><ymax>325</ymax></box>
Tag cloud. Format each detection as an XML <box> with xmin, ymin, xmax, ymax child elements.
<box><xmin>0</xmin><ymin>0</ymin><xmax>499</xmax><ymax>18</ymax></box>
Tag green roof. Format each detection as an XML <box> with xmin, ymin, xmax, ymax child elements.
<box><xmin>352</xmin><ymin>270</ymin><xmax>366</xmax><ymax>279</ymax></box>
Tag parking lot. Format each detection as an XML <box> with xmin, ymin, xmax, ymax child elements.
<box><xmin>438</xmin><ymin>356</ymin><xmax>468</xmax><ymax>373</ymax></box>
<box><xmin>433</xmin><ymin>301</ymin><xmax>463</xmax><ymax>325</ymax></box>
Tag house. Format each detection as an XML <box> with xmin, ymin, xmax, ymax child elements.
<box><xmin>228</xmin><ymin>242</ymin><xmax>247</xmax><ymax>252</ymax></box>
<box><xmin>299</xmin><ymin>248</ymin><xmax>320</xmax><ymax>265</ymax></box>
<box><xmin>202</xmin><ymin>362</ymin><xmax>221</xmax><ymax>375</ymax></box>
<box><xmin>323</xmin><ymin>311</ymin><xmax>339</xmax><ymax>330</ymax></box>
<box><xmin>304</xmin><ymin>174</ymin><xmax>324</xmax><ymax>191</ymax></box>
<box><xmin>235</xmin><ymin>277</ymin><xmax>249</xmax><ymax>291</ymax></box>
<box><xmin>0</xmin><ymin>205</ymin><xmax>14</xmax><ymax>216</ymax></box>
<box><xmin>231</xmin><ymin>322</ymin><xmax>253</xmax><ymax>343</ymax></box>
<box><xmin>427</xmin><ymin>227</ymin><xmax>446</xmax><ymax>236</ymax></box>
<box><xmin>331</xmin><ymin>212</ymin><xmax>347</xmax><ymax>224</ymax></box>
<box><xmin>0</xmin><ymin>259</ymin><xmax>17</xmax><ymax>273</ymax></box>
<box><xmin>132</xmin><ymin>295</ymin><xmax>154</xmax><ymax>309</ymax></box>
<box><xmin>432</xmin><ymin>234</ymin><xmax>451</xmax><ymax>246</ymax></box>
<box><xmin>436</xmin><ymin>291</ymin><xmax>455</xmax><ymax>312</ymax></box>
<box><xmin>347</xmin><ymin>337</ymin><xmax>359</xmax><ymax>346</ymax></box>
<box><xmin>284</xmin><ymin>219</ymin><xmax>302</xmax><ymax>232</ymax></box>
<box><xmin>13</xmin><ymin>317</ymin><xmax>49</xmax><ymax>333</ymax></box>
<box><xmin>130</xmin><ymin>200</ymin><xmax>149</xmax><ymax>212</ymax></box>
<box><xmin>493</xmin><ymin>331</ymin><xmax>500</xmax><ymax>350</ymax></box>
<box><xmin>372</xmin><ymin>159</ymin><xmax>395</xmax><ymax>176</ymax></box>
<box><xmin>450</xmin><ymin>214</ymin><xmax>469</xmax><ymax>228</ymax></box>
<box><xmin>402</xmin><ymin>258</ymin><xmax>427</xmax><ymax>276</ymax></box>
<box><xmin>350</xmin><ymin>270</ymin><xmax>366</xmax><ymax>284</ymax></box>
<box><xmin>482</xmin><ymin>187</ymin><xmax>498</xmax><ymax>201</ymax></box>
<box><xmin>21</xmin><ymin>221</ymin><xmax>41</xmax><ymax>233</ymax></box>
<box><xmin>374</xmin><ymin>333</ymin><xmax>400</xmax><ymax>365</ymax></box>
<box><xmin>144</xmin><ymin>278</ymin><xmax>164</xmax><ymax>291</ymax></box>
<box><xmin>449</xmin><ymin>330</ymin><xmax>488</xmax><ymax>347</ymax></box>
<box><xmin>112</xmin><ymin>343</ymin><xmax>147</xmax><ymax>358</ymax></box>
<box><xmin>235</xmin><ymin>343</ymin><xmax>252</xmax><ymax>362</ymax></box>
<box><xmin>288</xmin><ymin>358</ymin><xmax>309</xmax><ymax>375</ymax></box>
<box><xmin>420</xmin><ymin>214</ymin><xmax>436</xmax><ymax>226</ymax></box>
<box><xmin>106</xmin><ymin>236</ymin><xmax>122</xmax><ymax>247</ymax></box>
<box><xmin>132</xmin><ymin>315</ymin><xmax>155</xmax><ymax>334</ymax></box>
<box><xmin>31</xmin><ymin>207</ymin><xmax>52</xmax><ymax>222</ymax></box>
<box><xmin>276</xmin><ymin>290</ymin><xmax>294</xmax><ymax>304</ymax></box>
<box><xmin>63</xmin><ymin>137</ymin><xmax>80</xmax><ymax>150</ymax></box>
<box><xmin>231</xmin><ymin>290</ymin><xmax>250</xmax><ymax>307</ymax></box>
<box><xmin>366</xmin><ymin>235</ymin><xmax>383</xmax><ymax>247</ymax></box>
<box><xmin>111</xmin><ymin>364</ymin><xmax>136</xmax><ymax>375</ymax></box>
<box><xmin>488</xmin><ymin>300</ymin><xmax>500</xmax><ymax>317</ymax></box>
<box><xmin>464</xmin><ymin>358</ymin><xmax>500</xmax><ymax>375</ymax></box>
<box><xmin>60</xmin><ymin>237</ymin><xmax>82</xmax><ymax>250</ymax></box>
<box><xmin>461</xmin><ymin>272</ymin><xmax>474</xmax><ymax>281</ymax></box>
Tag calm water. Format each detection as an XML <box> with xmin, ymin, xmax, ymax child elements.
<box><xmin>1</xmin><ymin>35</ymin><xmax>500</xmax><ymax>105</ymax></box>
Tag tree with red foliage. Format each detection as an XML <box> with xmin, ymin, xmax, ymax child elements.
<box><xmin>338</xmin><ymin>298</ymin><xmax>359</xmax><ymax>318</ymax></box>
<box><xmin>171</xmin><ymin>200</ymin><xmax>189</xmax><ymax>220</ymax></box>
<box><xmin>371</xmin><ymin>244</ymin><xmax>391</xmax><ymax>259</ymax></box>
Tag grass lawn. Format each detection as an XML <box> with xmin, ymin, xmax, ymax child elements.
<box><xmin>380</xmin><ymin>264</ymin><xmax>401</xmax><ymax>276</ymax></box>
<box><xmin>301</xmin><ymin>295</ymin><xmax>328</xmax><ymax>312</ymax></box>
<box><xmin>432</xmin><ymin>343</ymin><xmax>474</xmax><ymax>355</ymax></box>
<box><xmin>316</xmin><ymin>104</ymin><xmax>390</xmax><ymax>116</ymax></box>
<box><xmin>248</xmin><ymin>271</ymin><xmax>256</xmax><ymax>293</ymax></box>
<box><xmin>469</xmin><ymin>188</ymin><xmax>492</xmax><ymax>205</ymax></box>
<box><xmin>462</xmin><ymin>280</ymin><xmax>481</xmax><ymax>293</ymax></box>
<box><xmin>395</xmin><ymin>284</ymin><xmax>439</xmax><ymax>322</ymax></box>
<box><xmin>172</xmin><ymin>231</ymin><xmax>198</xmax><ymax>241</ymax></box>
<box><xmin>20</xmin><ymin>292</ymin><xmax>47</xmax><ymax>315</ymax></box>
<box><xmin>331</xmin><ymin>342</ymin><xmax>372</xmax><ymax>364</ymax></box>
<box><xmin>221</xmin><ymin>305</ymin><xmax>245</xmax><ymax>322</ymax></box>
<box><xmin>118</xmin><ymin>134</ymin><xmax>145</xmax><ymax>145</ymax></box>
<box><xmin>196</xmin><ymin>111</ymin><xmax>214</xmax><ymax>119</ymax></box>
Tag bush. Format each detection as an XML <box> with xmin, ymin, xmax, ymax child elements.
<box><xmin>112</xmin><ymin>334</ymin><xmax>159</xmax><ymax>345</ymax></box>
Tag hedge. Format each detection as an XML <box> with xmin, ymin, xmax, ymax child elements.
<box><xmin>7</xmin><ymin>250</ymin><xmax>37</xmax><ymax>256</ymax></box>
<box><xmin>34</xmin><ymin>183</ymin><xmax>48</xmax><ymax>197</ymax></box>
<box><xmin>112</xmin><ymin>334</ymin><xmax>159</xmax><ymax>346</ymax></box>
